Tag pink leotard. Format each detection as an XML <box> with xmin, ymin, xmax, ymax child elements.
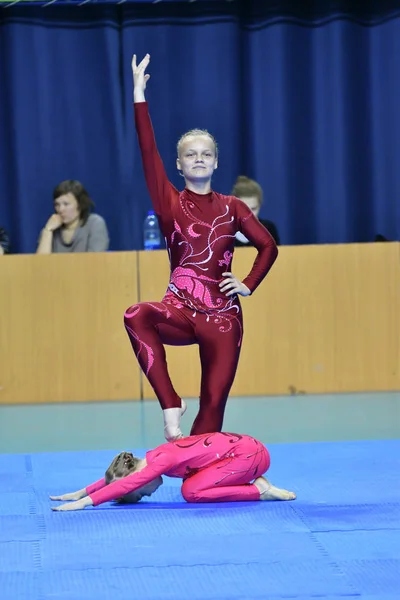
<box><xmin>86</xmin><ymin>433</ymin><xmax>270</xmax><ymax>505</ymax></box>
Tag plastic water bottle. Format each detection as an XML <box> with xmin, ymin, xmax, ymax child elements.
<box><xmin>143</xmin><ymin>210</ymin><xmax>161</xmax><ymax>250</ymax></box>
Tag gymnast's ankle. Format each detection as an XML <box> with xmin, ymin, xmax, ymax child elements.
<box><xmin>164</xmin><ymin>425</ymin><xmax>183</xmax><ymax>442</ymax></box>
<box><xmin>163</xmin><ymin>407</ymin><xmax>184</xmax><ymax>442</ymax></box>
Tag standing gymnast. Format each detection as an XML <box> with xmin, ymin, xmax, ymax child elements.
<box><xmin>126</xmin><ymin>54</ymin><xmax>278</xmax><ymax>442</ymax></box>
<box><xmin>50</xmin><ymin>432</ymin><xmax>296</xmax><ymax>510</ymax></box>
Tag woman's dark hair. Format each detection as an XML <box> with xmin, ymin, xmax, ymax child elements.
<box><xmin>105</xmin><ymin>451</ymin><xmax>139</xmax><ymax>485</ymax></box>
<box><xmin>53</xmin><ymin>180</ymin><xmax>95</xmax><ymax>225</ymax></box>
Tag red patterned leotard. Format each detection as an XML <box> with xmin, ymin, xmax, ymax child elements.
<box><xmin>86</xmin><ymin>433</ymin><xmax>270</xmax><ymax>505</ymax></box>
<box><xmin>124</xmin><ymin>102</ymin><xmax>278</xmax><ymax>434</ymax></box>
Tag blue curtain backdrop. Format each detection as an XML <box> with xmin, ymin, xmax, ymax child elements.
<box><xmin>1</xmin><ymin>0</ymin><xmax>400</xmax><ymax>253</ymax></box>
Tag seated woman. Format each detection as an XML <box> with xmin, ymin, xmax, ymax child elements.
<box><xmin>36</xmin><ymin>180</ymin><xmax>109</xmax><ymax>254</ymax></box>
<box><xmin>50</xmin><ymin>432</ymin><xmax>296</xmax><ymax>511</ymax></box>
<box><xmin>231</xmin><ymin>176</ymin><xmax>280</xmax><ymax>247</ymax></box>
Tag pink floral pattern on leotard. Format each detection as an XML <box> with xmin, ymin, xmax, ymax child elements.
<box><xmin>218</xmin><ymin>251</ymin><xmax>233</xmax><ymax>269</ymax></box>
<box><xmin>124</xmin><ymin>303</ymin><xmax>172</xmax><ymax>375</ymax></box>
<box><xmin>169</xmin><ymin>266</ymin><xmax>220</xmax><ymax>309</ymax></box>
<box><xmin>163</xmin><ymin>193</ymin><xmax>243</xmax><ymax>343</ymax></box>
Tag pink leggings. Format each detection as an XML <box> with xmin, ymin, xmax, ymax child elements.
<box><xmin>181</xmin><ymin>436</ymin><xmax>270</xmax><ymax>502</ymax></box>
<box><xmin>124</xmin><ymin>298</ymin><xmax>242</xmax><ymax>435</ymax></box>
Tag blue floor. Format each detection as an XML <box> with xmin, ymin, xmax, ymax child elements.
<box><xmin>1</xmin><ymin>439</ymin><xmax>399</xmax><ymax>600</ymax></box>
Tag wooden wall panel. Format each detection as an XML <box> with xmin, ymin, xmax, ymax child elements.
<box><xmin>0</xmin><ymin>252</ymin><xmax>141</xmax><ymax>404</ymax></box>
<box><xmin>138</xmin><ymin>244</ymin><xmax>400</xmax><ymax>399</ymax></box>
<box><xmin>1</xmin><ymin>243</ymin><xmax>398</xmax><ymax>405</ymax></box>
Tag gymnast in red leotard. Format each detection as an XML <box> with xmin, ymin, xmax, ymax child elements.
<box><xmin>126</xmin><ymin>54</ymin><xmax>278</xmax><ymax>442</ymax></box>
<box><xmin>50</xmin><ymin>432</ymin><xmax>296</xmax><ymax>511</ymax></box>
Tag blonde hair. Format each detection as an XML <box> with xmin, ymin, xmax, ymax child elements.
<box><xmin>104</xmin><ymin>451</ymin><xmax>142</xmax><ymax>504</ymax></box>
<box><xmin>177</xmin><ymin>129</ymin><xmax>218</xmax><ymax>157</ymax></box>
<box><xmin>231</xmin><ymin>176</ymin><xmax>263</xmax><ymax>206</ymax></box>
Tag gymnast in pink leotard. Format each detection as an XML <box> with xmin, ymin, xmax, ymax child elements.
<box><xmin>50</xmin><ymin>433</ymin><xmax>296</xmax><ymax>511</ymax></box>
<box><xmin>126</xmin><ymin>54</ymin><xmax>279</xmax><ymax>442</ymax></box>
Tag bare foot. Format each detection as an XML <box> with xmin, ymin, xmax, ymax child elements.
<box><xmin>254</xmin><ymin>476</ymin><xmax>296</xmax><ymax>501</ymax></box>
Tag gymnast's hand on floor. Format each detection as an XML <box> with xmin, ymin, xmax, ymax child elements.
<box><xmin>219</xmin><ymin>272</ymin><xmax>251</xmax><ymax>297</ymax></box>
<box><xmin>52</xmin><ymin>497</ymin><xmax>93</xmax><ymax>512</ymax></box>
<box><xmin>50</xmin><ymin>488</ymin><xmax>87</xmax><ymax>502</ymax></box>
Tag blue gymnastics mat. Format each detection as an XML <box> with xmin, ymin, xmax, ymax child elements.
<box><xmin>0</xmin><ymin>439</ymin><xmax>399</xmax><ymax>600</ymax></box>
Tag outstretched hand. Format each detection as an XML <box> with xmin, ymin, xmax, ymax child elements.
<box><xmin>50</xmin><ymin>491</ymin><xmax>83</xmax><ymax>502</ymax></box>
<box><xmin>51</xmin><ymin>494</ymin><xmax>93</xmax><ymax>511</ymax></box>
<box><xmin>132</xmin><ymin>54</ymin><xmax>151</xmax><ymax>100</ymax></box>
<box><xmin>219</xmin><ymin>272</ymin><xmax>251</xmax><ymax>297</ymax></box>
<box><xmin>51</xmin><ymin>499</ymin><xmax>88</xmax><ymax>512</ymax></box>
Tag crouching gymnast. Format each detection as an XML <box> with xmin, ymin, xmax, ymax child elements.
<box><xmin>50</xmin><ymin>432</ymin><xmax>296</xmax><ymax>511</ymax></box>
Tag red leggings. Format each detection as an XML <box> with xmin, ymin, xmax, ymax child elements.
<box><xmin>181</xmin><ymin>436</ymin><xmax>270</xmax><ymax>502</ymax></box>
<box><xmin>124</xmin><ymin>299</ymin><xmax>243</xmax><ymax>435</ymax></box>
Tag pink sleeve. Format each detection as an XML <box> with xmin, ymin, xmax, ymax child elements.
<box><xmin>88</xmin><ymin>450</ymin><xmax>175</xmax><ymax>507</ymax></box>
<box><xmin>235</xmin><ymin>198</ymin><xmax>278</xmax><ymax>293</ymax></box>
<box><xmin>85</xmin><ymin>478</ymin><xmax>106</xmax><ymax>495</ymax></box>
<box><xmin>134</xmin><ymin>102</ymin><xmax>176</xmax><ymax>216</ymax></box>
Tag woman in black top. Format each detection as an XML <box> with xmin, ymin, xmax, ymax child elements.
<box><xmin>0</xmin><ymin>227</ymin><xmax>10</xmax><ymax>254</ymax></box>
<box><xmin>231</xmin><ymin>176</ymin><xmax>280</xmax><ymax>247</ymax></box>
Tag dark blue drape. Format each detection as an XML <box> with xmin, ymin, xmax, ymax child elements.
<box><xmin>1</xmin><ymin>1</ymin><xmax>400</xmax><ymax>253</ymax></box>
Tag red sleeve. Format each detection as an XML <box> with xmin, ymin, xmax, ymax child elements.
<box><xmin>134</xmin><ymin>102</ymin><xmax>176</xmax><ymax>216</ymax></box>
<box><xmin>235</xmin><ymin>198</ymin><xmax>278</xmax><ymax>293</ymax></box>
<box><xmin>85</xmin><ymin>478</ymin><xmax>106</xmax><ymax>495</ymax></box>
<box><xmin>88</xmin><ymin>450</ymin><xmax>175</xmax><ymax>507</ymax></box>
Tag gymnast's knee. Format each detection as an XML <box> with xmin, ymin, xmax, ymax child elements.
<box><xmin>181</xmin><ymin>480</ymin><xmax>199</xmax><ymax>503</ymax></box>
<box><xmin>124</xmin><ymin>303</ymin><xmax>151</xmax><ymax>329</ymax></box>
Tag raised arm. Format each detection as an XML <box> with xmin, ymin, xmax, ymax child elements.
<box><xmin>236</xmin><ymin>200</ymin><xmax>278</xmax><ymax>293</ymax></box>
<box><xmin>132</xmin><ymin>54</ymin><xmax>175</xmax><ymax>215</ymax></box>
<box><xmin>36</xmin><ymin>214</ymin><xmax>63</xmax><ymax>254</ymax></box>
